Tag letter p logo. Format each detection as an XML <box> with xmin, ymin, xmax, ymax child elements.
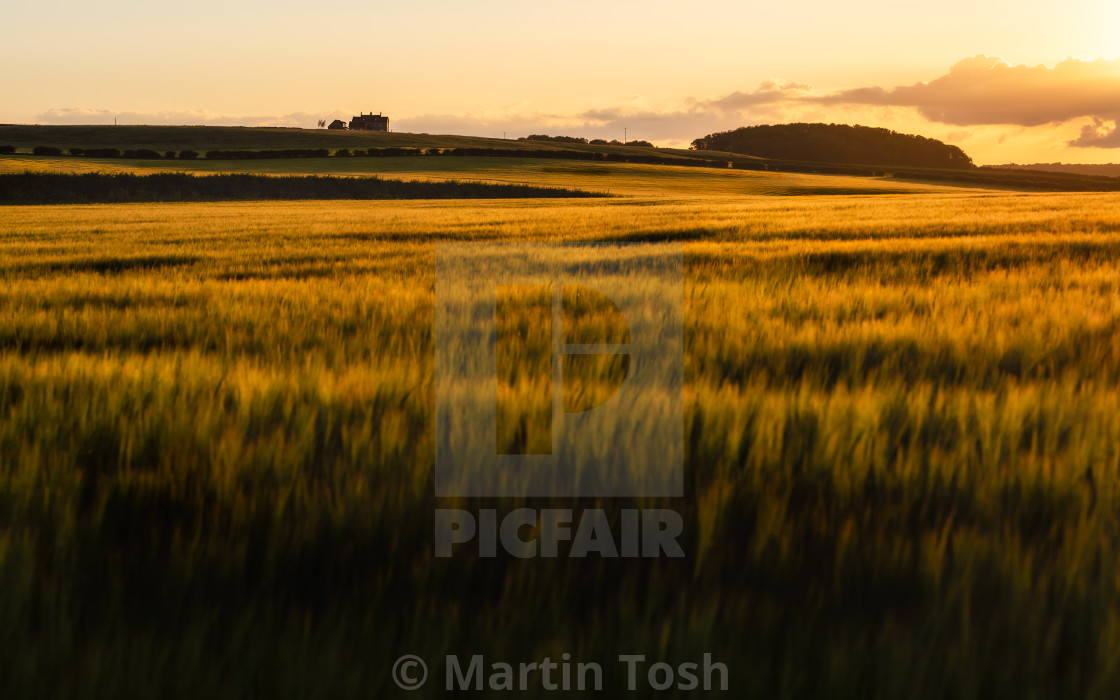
<box><xmin>436</xmin><ymin>244</ymin><xmax>683</xmax><ymax>498</ymax></box>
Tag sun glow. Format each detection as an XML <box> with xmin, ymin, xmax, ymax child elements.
<box><xmin>1083</xmin><ymin>2</ymin><xmax>1120</xmax><ymax>62</ymax></box>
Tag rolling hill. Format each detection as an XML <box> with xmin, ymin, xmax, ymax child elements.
<box><xmin>5</xmin><ymin>125</ymin><xmax>1120</xmax><ymax>192</ymax></box>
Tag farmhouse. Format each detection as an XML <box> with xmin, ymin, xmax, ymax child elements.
<box><xmin>349</xmin><ymin>112</ymin><xmax>389</xmax><ymax>131</ymax></box>
<box><xmin>327</xmin><ymin>119</ymin><xmax>347</xmax><ymax>130</ymax></box>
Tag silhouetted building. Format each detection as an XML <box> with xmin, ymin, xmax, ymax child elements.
<box><xmin>349</xmin><ymin>112</ymin><xmax>389</xmax><ymax>132</ymax></box>
<box><xmin>327</xmin><ymin>119</ymin><xmax>348</xmax><ymax>130</ymax></box>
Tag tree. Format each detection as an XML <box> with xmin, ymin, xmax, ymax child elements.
<box><xmin>690</xmin><ymin>123</ymin><xmax>974</xmax><ymax>169</ymax></box>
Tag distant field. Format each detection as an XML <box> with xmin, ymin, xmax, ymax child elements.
<box><xmin>0</xmin><ymin>124</ymin><xmax>712</xmax><ymax>160</ymax></box>
<box><xmin>6</xmin><ymin>122</ymin><xmax>1120</xmax><ymax>191</ymax></box>
<box><xmin>4</xmin><ymin>192</ymin><xmax>1120</xmax><ymax>697</ymax></box>
<box><xmin>987</xmin><ymin>163</ymin><xmax>1120</xmax><ymax>177</ymax></box>
<box><xmin>0</xmin><ymin>153</ymin><xmax>982</xmax><ymax>197</ymax></box>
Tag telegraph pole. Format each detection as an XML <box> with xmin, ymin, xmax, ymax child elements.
<box><xmin>624</xmin><ymin>127</ymin><xmax>627</xmax><ymax>144</ymax></box>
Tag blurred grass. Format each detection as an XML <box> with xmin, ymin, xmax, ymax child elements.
<box><xmin>2</xmin><ymin>194</ymin><xmax>1120</xmax><ymax>697</ymax></box>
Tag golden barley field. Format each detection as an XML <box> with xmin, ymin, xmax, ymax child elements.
<box><xmin>0</xmin><ymin>152</ymin><xmax>968</xmax><ymax>197</ymax></box>
<box><xmin>3</xmin><ymin>168</ymin><xmax>1120</xmax><ymax>697</ymax></box>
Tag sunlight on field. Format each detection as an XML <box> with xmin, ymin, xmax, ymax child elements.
<box><xmin>3</xmin><ymin>192</ymin><xmax>1120</xmax><ymax>695</ymax></box>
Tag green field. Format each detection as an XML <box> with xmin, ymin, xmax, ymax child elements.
<box><xmin>3</xmin><ymin>137</ymin><xmax>1120</xmax><ymax>697</ymax></box>
<box><xmin>0</xmin><ymin>124</ymin><xmax>717</xmax><ymax>160</ymax></box>
<box><xmin>0</xmin><ymin>124</ymin><xmax>531</xmax><ymax>152</ymax></box>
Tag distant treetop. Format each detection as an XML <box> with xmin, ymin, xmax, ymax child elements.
<box><xmin>521</xmin><ymin>134</ymin><xmax>656</xmax><ymax>147</ymax></box>
<box><xmin>520</xmin><ymin>134</ymin><xmax>588</xmax><ymax>144</ymax></box>
<box><xmin>690</xmin><ymin>123</ymin><xmax>974</xmax><ymax>169</ymax></box>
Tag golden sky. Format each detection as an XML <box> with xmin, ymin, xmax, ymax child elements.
<box><xmin>4</xmin><ymin>0</ymin><xmax>1120</xmax><ymax>163</ymax></box>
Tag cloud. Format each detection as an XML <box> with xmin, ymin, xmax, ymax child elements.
<box><xmin>398</xmin><ymin>80</ymin><xmax>812</xmax><ymax>143</ymax></box>
<box><xmin>1068</xmin><ymin>117</ymin><xmax>1120</xmax><ymax>148</ymax></box>
<box><xmin>34</xmin><ymin>107</ymin><xmax>332</xmax><ymax>128</ymax></box>
<box><xmin>400</xmin><ymin>107</ymin><xmax>747</xmax><ymax>145</ymax></box>
<box><xmin>36</xmin><ymin>57</ymin><xmax>1120</xmax><ymax>154</ymax></box>
<box><xmin>35</xmin><ymin>76</ymin><xmax>813</xmax><ymax>146</ymax></box>
<box><xmin>395</xmin><ymin>111</ymin><xmax>597</xmax><ymax>141</ymax></box>
<box><xmin>545</xmin><ymin>80</ymin><xmax>816</xmax><ymax>143</ymax></box>
<box><xmin>815</xmin><ymin>56</ymin><xmax>1120</xmax><ymax>128</ymax></box>
<box><xmin>701</xmin><ymin>79</ymin><xmax>812</xmax><ymax>112</ymax></box>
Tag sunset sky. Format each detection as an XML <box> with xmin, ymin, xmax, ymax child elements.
<box><xmin>4</xmin><ymin>0</ymin><xmax>1120</xmax><ymax>163</ymax></box>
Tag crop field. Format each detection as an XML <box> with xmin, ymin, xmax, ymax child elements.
<box><xmin>9</xmin><ymin>124</ymin><xmax>1120</xmax><ymax>192</ymax></box>
<box><xmin>3</xmin><ymin>155</ymin><xmax>1120</xmax><ymax>698</ymax></box>
<box><xmin>0</xmin><ymin>153</ymin><xmax>962</xmax><ymax>197</ymax></box>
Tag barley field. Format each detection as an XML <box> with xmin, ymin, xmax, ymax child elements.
<box><xmin>3</xmin><ymin>183</ymin><xmax>1120</xmax><ymax>697</ymax></box>
<box><xmin>0</xmin><ymin>153</ymin><xmax>958</xmax><ymax>197</ymax></box>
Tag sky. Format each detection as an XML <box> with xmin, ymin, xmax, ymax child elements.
<box><xmin>3</xmin><ymin>0</ymin><xmax>1120</xmax><ymax>164</ymax></box>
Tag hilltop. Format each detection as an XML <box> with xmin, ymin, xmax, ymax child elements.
<box><xmin>691</xmin><ymin>123</ymin><xmax>974</xmax><ymax>170</ymax></box>
<box><xmin>0</xmin><ymin>125</ymin><xmax>674</xmax><ymax>159</ymax></box>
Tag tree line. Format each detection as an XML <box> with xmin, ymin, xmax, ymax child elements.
<box><xmin>7</xmin><ymin>144</ymin><xmax>692</xmax><ymax>164</ymax></box>
<box><xmin>7</xmin><ymin>145</ymin><xmax>668</xmax><ymax>160</ymax></box>
<box><xmin>0</xmin><ymin>172</ymin><xmax>605</xmax><ymax>205</ymax></box>
<box><xmin>520</xmin><ymin>134</ymin><xmax>655</xmax><ymax>147</ymax></box>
